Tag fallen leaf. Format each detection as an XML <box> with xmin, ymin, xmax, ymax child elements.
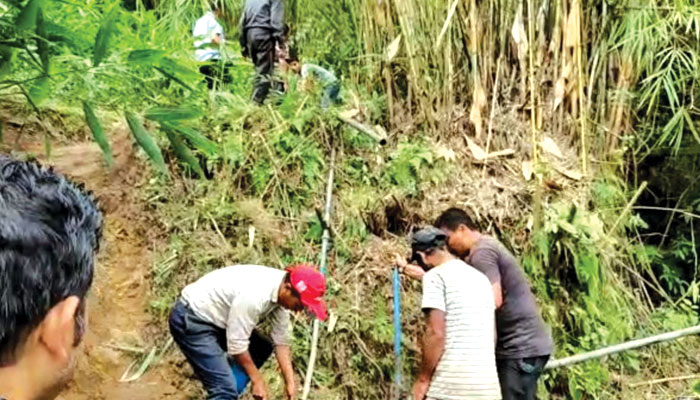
<box><xmin>564</xmin><ymin>0</ymin><xmax>581</xmax><ymax>48</ymax></box>
<box><xmin>339</xmin><ymin>108</ymin><xmax>360</xmax><ymax>120</ymax></box>
<box><xmin>553</xmin><ymin>76</ymin><xmax>566</xmax><ymax>111</ymax></box>
<box><xmin>469</xmin><ymin>104</ymin><xmax>483</xmax><ymax>139</ymax></box>
<box><xmin>554</xmin><ymin>165</ymin><xmax>583</xmax><ymax>181</ymax></box>
<box><xmin>511</xmin><ymin>3</ymin><xmax>529</xmax><ymax>59</ymax></box>
<box><xmin>385</xmin><ymin>34</ymin><xmax>402</xmax><ymax>62</ymax></box>
<box><xmin>522</xmin><ymin>160</ymin><xmax>533</xmax><ymax>181</ymax></box>
<box><xmin>435</xmin><ymin>144</ymin><xmax>457</xmax><ymax>162</ymax></box>
<box><xmin>541</xmin><ymin>136</ymin><xmax>564</xmax><ymax>158</ymax></box>
<box><xmin>466</xmin><ymin>136</ymin><xmax>487</xmax><ymax>161</ymax></box>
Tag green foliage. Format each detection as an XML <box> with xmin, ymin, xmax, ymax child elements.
<box><xmin>93</xmin><ymin>8</ymin><xmax>118</xmax><ymax>67</ymax></box>
<box><xmin>163</xmin><ymin>128</ymin><xmax>205</xmax><ymax>179</ymax></box>
<box><xmin>125</xmin><ymin>110</ymin><xmax>169</xmax><ymax>176</ymax></box>
<box><xmin>82</xmin><ymin>101</ymin><xmax>114</xmax><ymax>167</ymax></box>
<box><xmin>383</xmin><ymin>140</ymin><xmax>434</xmax><ymax>194</ymax></box>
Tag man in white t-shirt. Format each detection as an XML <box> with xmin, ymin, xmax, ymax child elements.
<box><xmin>193</xmin><ymin>1</ymin><xmax>230</xmax><ymax>89</ymax></box>
<box><xmin>399</xmin><ymin>226</ymin><xmax>501</xmax><ymax>400</ymax></box>
<box><xmin>169</xmin><ymin>264</ymin><xmax>328</xmax><ymax>400</ymax></box>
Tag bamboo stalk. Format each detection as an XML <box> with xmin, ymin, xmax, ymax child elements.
<box><xmin>575</xmin><ymin>0</ymin><xmax>587</xmax><ymax>175</ymax></box>
<box><xmin>301</xmin><ymin>147</ymin><xmax>336</xmax><ymax>400</ymax></box>
<box><xmin>546</xmin><ymin>324</ymin><xmax>700</xmax><ymax>370</ymax></box>
<box><xmin>610</xmin><ymin>181</ymin><xmax>648</xmax><ymax>233</ymax></box>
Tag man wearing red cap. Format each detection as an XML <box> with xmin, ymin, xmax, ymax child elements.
<box><xmin>169</xmin><ymin>264</ymin><xmax>327</xmax><ymax>400</ymax></box>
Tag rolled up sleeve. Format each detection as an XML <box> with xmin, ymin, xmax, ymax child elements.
<box><xmin>270</xmin><ymin>307</ymin><xmax>292</xmax><ymax>346</ymax></box>
<box><xmin>226</xmin><ymin>298</ymin><xmax>260</xmax><ymax>355</ymax></box>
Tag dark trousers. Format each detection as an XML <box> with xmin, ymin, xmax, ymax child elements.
<box><xmin>247</xmin><ymin>28</ymin><xmax>282</xmax><ymax>104</ymax></box>
<box><xmin>169</xmin><ymin>300</ymin><xmax>273</xmax><ymax>400</ymax></box>
<box><xmin>496</xmin><ymin>355</ymin><xmax>549</xmax><ymax>400</ymax></box>
<box><xmin>199</xmin><ymin>62</ymin><xmax>233</xmax><ymax>90</ymax></box>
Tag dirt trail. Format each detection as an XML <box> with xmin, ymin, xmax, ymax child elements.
<box><xmin>2</xmin><ymin>117</ymin><xmax>185</xmax><ymax>399</ymax></box>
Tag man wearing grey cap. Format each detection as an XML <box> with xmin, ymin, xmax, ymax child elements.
<box><xmin>397</xmin><ymin>226</ymin><xmax>501</xmax><ymax>400</ymax></box>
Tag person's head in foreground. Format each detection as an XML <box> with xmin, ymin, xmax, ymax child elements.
<box><xmin>434</xmin><ymin>207</ymin><xmax>482</xmax><ymax>257</ymax></box>
<box><xmin>410</xmin><ymin>226</ymin><xmax>455</xmax><ymax>270</ymax></box>
<box><xmin>280</xmin><ymin>264</ymin><xmax>328</xmax><ymax>321</ymax></box>
<box><xmin>0</xmin><ymin>156</ymin><xmax>103</xmax><ymax>400</ymax></box>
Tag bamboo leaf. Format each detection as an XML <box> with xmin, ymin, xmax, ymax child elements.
<box><xmin>160</xmin><ymin>121</ymin><xmax>219</xmax><ymax>157</ymax></box>
<box><xmin>15</xmin><ymin>0</ymin><xmax>43</xmax><ymax>31</ymax></box>
<box><xmin>35</xmin><ymin>9</ymin><xmax>49</xmax><ymax>73</ymax></box>
<box><xmin>28</xmin><ymin>75</ymin><xmax>49</xmax><ymax>106</ymax></box>
<box><xmin>156</xmin><ymin>57</ymin><xmax>200</xmax><ymax>81</ymax></box>
<box><xmin>0</xmin><ymin>45</ymin><xmax>14</xmax><ymax>79</ymax></box>
<box><xmin>93</xmin><ymin>9</ymin><xmax>118</xmax><ymax>67</ymax></box>
<box><xmin>128</xmin><ymin>49</ymin><xmax>167</xmax><ymax>64</ymax></box>
<box><xmin>82</xmin><ymin>101</ymin><xmax>114</xmax><ymax>167</ymax></box>
<box><xmin>125</xmin><ymin>111</ymin><xmax>169</xmax><ymax>176</ymax></box>
<box><xmin>683</xmin><ymin>108</ymin><xmax>700</xmax><ymax>145</ymax></box>
<box><xmin>145</xmin><ymin>106</ymin><xmax>203</xmax><ymax>122</ymax></box>
<box><xmin>154</xmin><ymin>66</ymin><xmax>194</xmax><ymax>92</ymax></box>
<box><xmin>163</xmin><ymin>128</ymin><xmax>205</xmax><ymax>179</ymax></box>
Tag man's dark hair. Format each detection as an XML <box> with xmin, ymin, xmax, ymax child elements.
<box><xmin>434</xmin><ymin>207</ymin><xmax>479</xmax><ymax>232</ymax></box>
<box><xmin>0</xmin><ymin>156</ymin><xmax>103</xmax><ymax>366</ymax></box>
<box><xmin>210</xmin><ymin>0</ymin><xmax>221</xmax><ymax>11</ymax></box>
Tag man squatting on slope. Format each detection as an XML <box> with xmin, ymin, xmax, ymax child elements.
<box><xmin>169</xmin><ymin>264</ymin><xmax>328</xmax><ymax>400</ymax></box>
<box><xmin>0</xmin><ymin>155</ymin><xmax>104</xmax><ymax>400</ymax></box>
<box><xmin>401</xmin><ymin>208</ymin><xmax>553</xmax><ymax>400</ymax></box>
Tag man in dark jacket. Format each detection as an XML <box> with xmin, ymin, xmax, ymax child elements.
<box><xmin>240</xmin><ymin>0</ymin><xmax>285</xmax><ymax>104</ymax></box>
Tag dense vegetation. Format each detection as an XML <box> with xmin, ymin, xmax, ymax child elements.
<box><xmin>1</xmin><ymin>0</ymin><xmax>699</xmax><ymax>398</ymax></box>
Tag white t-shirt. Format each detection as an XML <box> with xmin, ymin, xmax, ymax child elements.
<box><xmin>181</xmin><ymin>265</ymin><xmax>291</xmax><ymax>355</ymax></box>
<box><xmin>193</xmin><ymin>11</ymin><xmax>224</xmax><ymax>61</ymax></box>
<box><xmin>421</xmin><ymin>258</ymin><xmax>501</xmax><ymax>400</ymax></box>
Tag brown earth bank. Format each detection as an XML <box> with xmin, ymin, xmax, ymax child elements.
<box><xmin>1</xmin><ymin>114</ymin><xmax>189</xmax><ymax>399</ymax></box>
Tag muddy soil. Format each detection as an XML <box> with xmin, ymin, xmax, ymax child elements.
<box><xmin>2</xmin><ymin>117</ymin><xmax>188</xmax><ymax>399</ymax></box>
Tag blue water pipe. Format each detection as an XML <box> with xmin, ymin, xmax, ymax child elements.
<box><xmin>393</xmin><ymin>266</ymin><xmax>402</xmax><ymax>389</ymax></box>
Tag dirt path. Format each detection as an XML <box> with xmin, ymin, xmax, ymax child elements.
<box><xmin>2</xmin><ymin>116</ymin><xmax>185</xmax><ymax>399</ymax></box>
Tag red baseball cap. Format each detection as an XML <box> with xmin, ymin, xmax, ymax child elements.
<box><xmin>286</xmin><ymin>265</ymin><xmax>328</xmax><ymax>321</ymax></box>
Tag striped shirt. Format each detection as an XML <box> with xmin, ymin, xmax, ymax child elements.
<box><xmin>422</xmin><ymin>259</ymin><xmax>501</xmax><ymax>400</ymax></box>
<box><xmin>181</xmin><ymin>265</ymin><xmax>291</xmax><ymax>355</ymax></box>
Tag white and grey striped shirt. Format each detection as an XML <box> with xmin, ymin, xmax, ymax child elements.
<box><xmin>422</xmin><ymin>259</ymin><xmax>501</xmax><ymax>400</ymax></box>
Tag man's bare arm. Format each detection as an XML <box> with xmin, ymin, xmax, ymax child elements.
<box><xmin>233</xmin><ymin>351</ymin><xmax>268</xmax><ymax>399</ymax></box>
<box><xmin>416</xmin><ymin>309</ymin><xmax>446</xmax><ymax>384</ymax></box>
<box><xmin>275</xmin><ymin>345</ymin><xmax>296</xmax><ymax>399</ymax></box>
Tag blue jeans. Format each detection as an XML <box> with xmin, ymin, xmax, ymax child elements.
<box><xmin>169</xmin><ymin>300</ymin><xmax>273</xmax><ymax>400</ymax></box>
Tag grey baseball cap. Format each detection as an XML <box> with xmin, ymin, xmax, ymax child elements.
<box><xmin>411</xmin><ymin>226</ymin><xmax>447</xmax><ymax>254</ymax></box>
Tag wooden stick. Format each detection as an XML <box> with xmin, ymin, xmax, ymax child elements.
<box><xmin>301</xmin><ymin>147</ymin><xmax>336</xmax><ymax>400</ymax></box>
<box><xmin>337</xmin><ymin>115</ymin><xmax>387</xmax><ymax>145</ymax></box>
<box><xmin>628</xmin><ymin>374</ymin><xmax>700</xmax><ymax>388</ymax></box>
<box><xmin>609</xmin><ymin>181</ymin><xmax>648</xmax><ymax>233</ymax></box>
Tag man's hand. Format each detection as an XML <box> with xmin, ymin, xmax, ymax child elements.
<box><xmin>252</xmin><ymin>379</ymin><xmax>268</xmax><ymax>400</ymax></box>
<box><xmin>412</xmin><ymin>378</ymin><xmax>430</xmax><ymax>400</ymax></box>
<box><xmin>285</xmin><ymin>380</ymin><xmax>296</xmax><ymax>400</ymax></box>
<box><xmin>212</xmin><ymin>33</ymin><xmax>221</xmax><ymax>46</ymax></box>
<box><xmin>394</xmin><ymin>253</ymin><xmax>425</xmax><ymax>280</ymax></box>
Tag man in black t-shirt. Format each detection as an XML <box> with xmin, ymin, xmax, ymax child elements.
<box><xmin>403</xmin><ymin>208</ymin><xmax>553</xmax><ymax>400</ymax></box>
